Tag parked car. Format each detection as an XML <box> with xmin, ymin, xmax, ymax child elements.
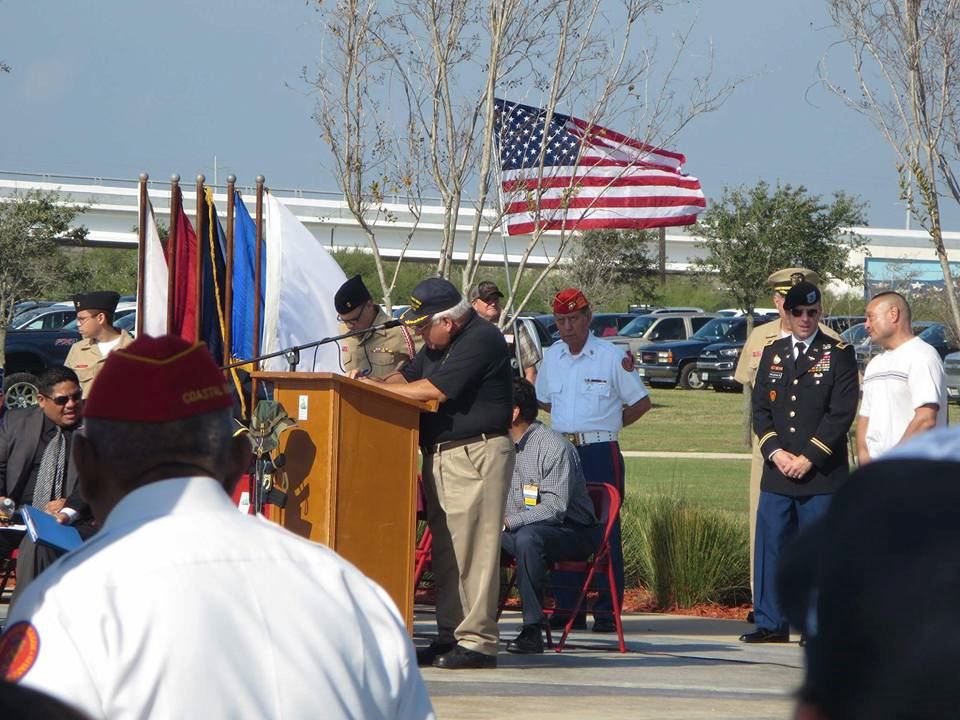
<box><xmin>854</xmin><ymin>320</ymin><xmax>955</xmax><ymax>372</ymax></box>
<box><xmin>840</xmin><ymin>322</ymin><xmax>869</xmax><ymax>346</ymax></box>
<box><xmin>609</xmin><ymin>312</ymin><xmax>718</xmax><ymax>364</ymax></box>
<box><xmin>637</xmin><ymin>316</ymin><xmax>753</xmax><ymax>389</ymax></box>
<box><xmin>532</xmin><ymin>312</ymin><xmax>634</xmax><ymax>342</ymax></box>
<box><xmin>589</xmin><ymin>313</ymin><xmax>636</xmax><ymax>338</ymax></box>
<box><xmin>696</xmin><ymin>337</ymin><xmax>747</xmax><ymax>393</ymax></box>
<box><xmin>3</xmin><ymin>327</ymin><xmax>81</xmax><ymax>409</ymax></box>
<box><xmin>944</xmin><ymin>350</ymin><xmax>960</xmax><ymax>404</ymax></box>
<box><xmin>823</xmin><ymin>315</ymin><xmax>865</xmax><ymax>334</ymax></box>
<box><xmin>11</xmin><ymin>303</ymin><xmax>76</xmax><ymax>331</ymax></box>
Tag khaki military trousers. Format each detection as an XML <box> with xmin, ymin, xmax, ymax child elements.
<box><xmin>421</xmin><ymin>434</ymin><xmax>515</xmax><ymax>656</ymax></box>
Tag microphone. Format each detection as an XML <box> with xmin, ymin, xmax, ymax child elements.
<box><xmin>373</xmin><ymin>318</ymin><xmax>402</xmax><ymax>330</ymax></box>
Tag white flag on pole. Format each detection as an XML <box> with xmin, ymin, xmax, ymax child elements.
<box><xmin>141</xmin><ymin>196</ymin><xmax>168</xmax><ymax>336</ymax></box>
<box><xmin>262</xmin><ymin>193</ymin><xmax>347</xmax><ymax>372</ymax></box>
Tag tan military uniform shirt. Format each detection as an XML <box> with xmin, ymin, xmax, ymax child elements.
<box><xmin>65</xmin><ymin>329</ymin><xmax>135</xmax><ymax>398</ymax></box>
<box><xmin>735</xmin><ymin>320</ymin><xmax>840</xmax><ymax>388</ymax></box>
<box><xmin>339</xmin><ymin>307</ymin><xmax>419</xmax><ymax>379</ymax></box>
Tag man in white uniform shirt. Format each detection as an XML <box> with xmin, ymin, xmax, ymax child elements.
<box><xmin>0</xmin><ymin>334</ymin><xmax>433</xmax><ymax>720</ymax></box>
<box><xmin>858</xmin><ymin>291</ymin><xmax>947</xmax><ymax>464</ymax></box>
<box><xmin>535</xmin><ymin>288</ymin><xmax>650</xmax><ymax>633</ymax></box>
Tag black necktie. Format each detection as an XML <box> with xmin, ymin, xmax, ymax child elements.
<box><xmin>795</xmin><ymin>342</ymin><xmax>806</xmax><ymax>361</ymax></box>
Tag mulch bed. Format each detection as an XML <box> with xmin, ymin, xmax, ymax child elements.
<box><xmin>415</xmin><ymin>586</ymin><xmax>752</xmax><ymax>621</ymax></box>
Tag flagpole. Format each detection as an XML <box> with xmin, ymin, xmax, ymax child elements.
<box><xmin>167</xmin><ymin>175</ymin><xmax>180</xmax><ymax>335</ymax></box>
<box><xmin>224</xmin><ymin>175</ymin><xmax>236</xmax><ymax>367</ymax></box>
<box><xmin>253</xmin><ymin>175</ymin><xmax>265</xmax><ymax>371</ymax></box>
<box><xmin>136</xmin><ymin>172</ymin><xmax>148</xmax><ymax>337</ymax></box>
<box><xmin>250</xmin><ymin>175</ymin><xmax>265</xmax><ymax>434</ymax></box>
<box><xmin>195</xmin><ymin>175</ymin><xmax>205</xmax><ymax>344</ymax></box>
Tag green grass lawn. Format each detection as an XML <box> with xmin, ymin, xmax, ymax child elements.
<box><xmin>624</xmin><ymin>457</ymin><xmax>749</xmax><ymax>518</ymax></box>
<box><xmin>619</xmin><ymin>386</ymin><xmax>751</xmax><ymax>453</ymax></box>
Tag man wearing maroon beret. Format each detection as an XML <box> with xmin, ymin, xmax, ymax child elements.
<box><xmin>535</xmin><ymin>288</ymin><xmax>651</xmax><ymax>633</ymax></box>
<box><xmin>0</xmin><ymin>335</ymin><xmax>433</xmax><ymax>719</ymax></box>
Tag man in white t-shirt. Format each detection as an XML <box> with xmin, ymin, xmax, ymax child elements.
<box><xmin>857</xmin><ymin>291</ymin><xmax>947</xmax><ymax>464</ymax></box>
<box><xmin>64</xmin><ymin>291</ymin><xmax>134</xmax><ymax>398</ymax></box>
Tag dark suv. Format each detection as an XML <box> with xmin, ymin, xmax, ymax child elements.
<box><xmin>636</xmin><ymin>316</ymin><xmax>751</xmax><ymax>389</ymax></box>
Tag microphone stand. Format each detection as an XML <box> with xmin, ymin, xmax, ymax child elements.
<box><xmin>221</xmin><ymin>318</ymin><xmax>402</xmax><ymax>514</ymax></box>
<box><xmin>220</xmin><ymin>319</ymin><xmax>403</xmax><ymax>372</ymax></box>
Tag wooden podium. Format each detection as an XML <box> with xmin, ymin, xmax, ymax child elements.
<box><xmin>251</xmin><ymin>372</ymin><xmax>433</xmax><ymax>630</ymax></box>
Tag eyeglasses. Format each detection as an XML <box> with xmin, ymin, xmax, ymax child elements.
<box><xmin>43</xmin><ymin>390</ymin><xmax>83</xmax><ymax>406</ymax></box>
<box><xmin>789</xmin><ymin>308</ymin><xmax>820</xmax><ymax>318</ymax></box>
<box><xmin>337</xmin><ymin>306</ymin><xmax>367</xmax><ymax>326</ymax></box>
<box><xmin>76</xmin><ymin>313</ymin><xmax>100</xmax><ymax>325</ymax></box>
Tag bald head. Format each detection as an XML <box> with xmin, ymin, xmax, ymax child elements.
<box><xmin>865</xmin><ymin>292</ymin><xmax>913</xmax><ymax>350</ymax></box>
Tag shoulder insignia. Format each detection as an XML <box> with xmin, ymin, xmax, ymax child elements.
<box><xmin>764</xmin><ymin>338</ymin><xmax>777</xmax><ymax>347</ymax></box>
<box><xmin>836</xmin><ymin>341</ymin><xmax>848</xmax><ymax>349</ymax></box>
<box><xmin>0</xmin><ymin>622</ymin><xmax>40</xmax><ymax>681</ymax></box>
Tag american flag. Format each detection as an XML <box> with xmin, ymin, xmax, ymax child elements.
<box><xmin>493</xmin><ymin>98</ymin><xmax>706</xmax><ymax>236</ymax></box>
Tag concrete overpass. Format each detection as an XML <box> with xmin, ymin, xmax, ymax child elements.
<box><xmin>2</xmin><ymin>170</ymin><xmax>959</xmax><ymax>290</ymax></box>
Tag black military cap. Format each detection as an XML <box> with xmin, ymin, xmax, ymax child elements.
<box><xmin>781</xmin><ymin>459</ymin><xmax>960</xmax><ymax>719</ymax></box>
<box><xmin>334</xmin><ymin>275</ymin><xmax>372</xmax><ymax>314</ymax></box>
<box><xmin>783</xmin><ymin>281</ymin><xmax>821</xmax><ymax>310</ymax></box>
<box><xmin>400</xmin><ymin>277</ymin><xmax>462</xmax><ymax>326</ymax></box>
<box><xmin>468</xmin><ymin>280</ymin><xmax>504</xmax><ymax>303</ymax></box>
<box><xmin>73</xmin><ymin>291</ymin><xmax>120</xmax><ymax>313</ymax></box>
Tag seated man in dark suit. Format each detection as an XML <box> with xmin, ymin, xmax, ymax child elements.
<box><xmin>0</xmin><ymin>366</ymin><xmax>93</xmax><ymax>606</ymax></box>
<box><xmin>500</xmin><ymin>378</ymin><xmax>596</xmax><ymax>654</ymax></box>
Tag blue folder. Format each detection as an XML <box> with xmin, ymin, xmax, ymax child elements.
<box><xmin>20</xmin><ymin>506</ymin><xmax>83</xmax><ymax>552</ymax></box>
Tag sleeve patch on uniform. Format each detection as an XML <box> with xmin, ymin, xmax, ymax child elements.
<box><xmin>0</xmin><ymin>622</ymin><xmax>40</xmax><ymax>682</ymax></box>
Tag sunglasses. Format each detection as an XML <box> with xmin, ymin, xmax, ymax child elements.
<box><xmin>44</xmin><ymin>390</ymin><xmax>83</xmax><ymax>406</ymax></box>
<box><xmin>789</xmin><ymin>308</ymin><xmax>820</xmax><ymax>318</ymax></box>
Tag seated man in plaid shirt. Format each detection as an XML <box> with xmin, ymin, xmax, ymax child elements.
<box><xmin>500</xmin><ymin>378</ymin><xmax>597</xmax><ymax>654</ymax></box>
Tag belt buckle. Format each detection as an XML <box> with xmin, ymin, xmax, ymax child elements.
<box><xmin>563</xmin><ymin>432</ymin><xmax>580</xmax><ymax>447</ymax></box>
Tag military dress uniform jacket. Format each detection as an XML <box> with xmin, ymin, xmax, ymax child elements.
<box><xmin>339</xmin><ymin>307</ymin><xmax>418</xmax><ymax>379</ymax></box>
<box><xmin>65</xmin><ymin>329</ymin><xmax>135</xmax><ymax>398</ymax></box>
<box><xmin>735</xmin><ymin>320</ymin><xmax>840</xmax><ymax>388</ymax></box>
<box><xmin>752</xmin><ymin>334</ymin><xmax>859</xmax><ymax>496</ymax></box>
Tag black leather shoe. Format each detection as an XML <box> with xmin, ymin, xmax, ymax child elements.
<box><xmin>416</xmin><ymin>639</ymin><xmax>455</xmax><ymax>667</ymax></box>
<box><xmin>433</xmin><ymin>644</ymin><xmax>497</xmax><ymax>669</ymax></box>
<box><xmin>798</xmin><ymin>634</ymin><xmax>806</xmax><ymax>647</ymax></box>
<box><xmin>746</xmin><ymin>610</ymin><xmax>755</xmax><ymax>624</ymax></box>
<box><xmin>506</xmin><ymin>625</ymin><xmax>544</xmax><ymax>654</ymax></box>
<box><xmin>592</xmin><ymin>616</ymin><xmax>618</xmax><ymax>633</ymax></box>
<box><xmin>548</xmin><ymin>614</ymin><xmax>587</xmax><ymax>631</ymax></box>
<box><xmin>739</xmin><ymin>628</ymin><xmax>789</xmax><ymax>643</ymax></box>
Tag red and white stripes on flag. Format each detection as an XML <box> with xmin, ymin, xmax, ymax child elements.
<box><xmin>494</xmin><ymin>98</ymin><xmax>706</xmax><ymax>236</ymax></box>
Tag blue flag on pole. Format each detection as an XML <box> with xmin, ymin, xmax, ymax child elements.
<box><xmin>231</xmin><ymin>191</ymin><xmax>264</xmax><ymax>360</ymax></box>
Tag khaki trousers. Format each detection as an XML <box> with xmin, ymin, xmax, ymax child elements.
<box><xmin>421</xmin><ymin>434</ymin><xmax>514</xmax><ymax>656</ymax></box>
<box><xmin>749</xmin><ymin>434</ymin><xmax>763</xmax><ymax>596</ymax></box>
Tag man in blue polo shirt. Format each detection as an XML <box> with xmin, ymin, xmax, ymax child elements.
<box><xmin>535</xmin><ymin>288</ymin><xmax>650</xmax><ymax>632</ymax></box>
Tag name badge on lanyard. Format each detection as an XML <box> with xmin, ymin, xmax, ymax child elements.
<box><xmin>523</xmin><ymin>483</ymin><xmax>539</xmax><ymax>507</ymax></box>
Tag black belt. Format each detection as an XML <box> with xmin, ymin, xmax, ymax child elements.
<box><xmin>421</xmin><ymin>432</ymin><xmax>508</xmax><ymax>456</ymax></box>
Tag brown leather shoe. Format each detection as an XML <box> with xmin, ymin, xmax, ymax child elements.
<box><xmin>433</xmin><ymin>644</ymin><xmax>497</xmax><ymax>669</ymax></box>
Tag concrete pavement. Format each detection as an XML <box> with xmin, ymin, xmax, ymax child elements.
<box><xmin>418</xmin><ymin>609</ymin><xmax>803</xmax><ymax>719</ymax></box>
<box><xmin>0</xmin><ymin>600</ymin><xmax>804</xmax><ymax>718</ymax></box>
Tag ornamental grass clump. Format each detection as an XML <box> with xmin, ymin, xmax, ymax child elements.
<box><xmin>622</xmin><ymin>493</ymin><xmax>749</xmax><ymax>609</ymax></box>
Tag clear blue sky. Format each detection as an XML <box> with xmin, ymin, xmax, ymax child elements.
<box><xmin>0</xmin><ymin>0</ymin><xmax>942</xmax><ymax>229</ymax></box>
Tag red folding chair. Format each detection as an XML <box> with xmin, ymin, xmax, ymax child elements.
<box><xmin>498</xmin><ymin>483</ymin><xmax>626</xmax><ymax>653</ymax></box>
<box><xmin>413</xmin><ymin>526</ymin><xmax>432</xmax><ymax>590</ymax></box>
<box><xmin>553</xmin><ymin>483</ymin><xmax>625</xmax><ymax>652</ymax></box>
<box><xmin>412</xmin><ymin>475</ymin><xmax>432</xmax><ymax>591</ymax></box>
